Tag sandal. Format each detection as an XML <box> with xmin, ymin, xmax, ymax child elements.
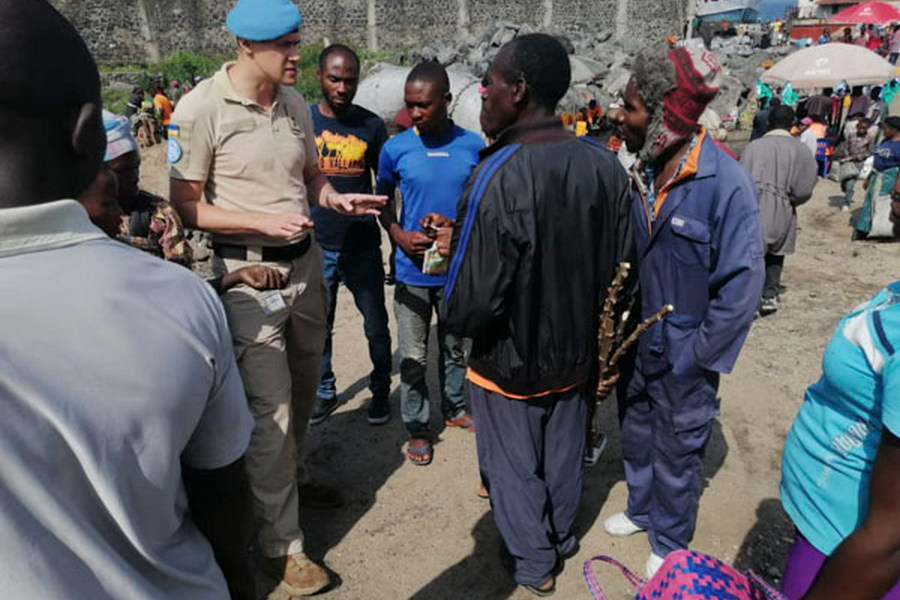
<box><xmin>521</xmin><ymin>577</ymin><xmax>556</xmax><ymax>597</ymax></box>
<box><xmin>444</xmin><ymin>412</ymin><xmax>475</xmax><ymax>432</ymax></box>
<box><xmin>407</xmin><ymin>438</ymin><xmax>433</xmax><ymax>466</ymax></box>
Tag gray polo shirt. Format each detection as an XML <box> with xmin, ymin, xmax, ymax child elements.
<box><xmin>0</xmin><ymin>200</ymin><xmax>253</xmax><ymax>599</ymax></box>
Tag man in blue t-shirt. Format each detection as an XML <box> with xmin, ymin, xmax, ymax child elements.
<box><xmin>309</xmin><ymin>45</ymin><xmax>392</xmax><ymax>426</ymax></box>
<box><xmin>376</xmin><ymin>62</ymin><xmax>483</xmax><ymax>465</ymax></box>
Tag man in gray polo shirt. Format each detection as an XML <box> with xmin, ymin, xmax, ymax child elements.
<box><xmin>169</xmin><ymin>0</ymin><xmax>385</xmax><ymax>594</ymax></box>
<box><xmin>0</xmin><ymin>2</ymin><xmax>256</xmax><ymax>599</ymax></box>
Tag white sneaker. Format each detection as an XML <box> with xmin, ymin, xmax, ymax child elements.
<box><xmin>603</xmin><ymin>512</ymin><xmax>645</xmax><ymax>537</ymax></box>
<box><xmin>645</xmin><ymin>552</ymin><xmax>665</xmax><ymax>579</ymax></box>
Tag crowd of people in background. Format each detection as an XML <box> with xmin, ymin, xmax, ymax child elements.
<box><xmin>123</xmin><ymin>77</ymin><xmax>198</xmax><ymax>146</ymax></box>
<box><xmin>3</xmin><ymin>1</ymin><xmax>900</xmax><ymax>600</ymax></box>
<box><xmin>751</xmin><ymin>79</ymin><xmax>898</xmax><ymax>239</ymax></box>
<box><xmin>818</xmin><ymin>23</ymin><xmax>900</xmax><ymax>64</ymax></box>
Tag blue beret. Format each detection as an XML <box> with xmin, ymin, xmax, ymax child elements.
<box><xmin>226</xmin><ymin>0</ymin><xmax>303</xmax><ymax>41</ymax></box>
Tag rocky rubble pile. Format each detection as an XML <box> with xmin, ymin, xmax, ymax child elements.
<box><xmin>364</xmin><ymin>21</ymin><xmax>796</xmax><ymax>134</ymax></box>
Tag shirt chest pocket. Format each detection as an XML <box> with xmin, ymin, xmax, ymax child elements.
<box><xmin>669</xmin><ymin>214</ymin><xmax>711</xmax><ymax>271</ymax></box>
<box><xmin>272</xmin><ymin>118</ymin><xmax>308</xmax><ymax>177</ymax></box>
<box><xmin>217</xmin><ymin>119</ymin><xmax>275</xmax><ymax>176</ymax></box>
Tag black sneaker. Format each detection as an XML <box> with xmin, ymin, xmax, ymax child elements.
<box><xmin>759</xmin><ymin>296</ymin><xmax>778</xmax><ymax>317</ymax></box>
<box><xmin>310</xmin><ymin>396</ymin><xmax>338</xmax><ymax>425</ymax></box>
<box><xmin>583</xmin><ymin>433</ymin><xmax>608</xmax><ymax>467</ymax></box>
<box><xmin>366</xmin><ymin>396</ymin><xmax>391</xmax><ymax>425</ymax></box>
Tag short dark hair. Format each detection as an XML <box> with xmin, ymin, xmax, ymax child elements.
<box><xmin>767</xmin><ymin>104</ymin><xmax>795</xmax><ymax>131</ymax></box>
<box><xmin>501</xmin><ymin>33</ymin><xmax>571</xmax><ymax>112</ymax></box>
<box><xmin>319</xmin><ymin>43</ymin><xmax>360</xmax><ymax>72</ymax></box>
<box><xmin>883</xmin><ymin>115</ymin><xmax>900</xmax><ymax>130</ymax></box>
<box><xmin>0</xmin><ymin>0</ymin><xmax>99</xmax><ymax>117</ymax></box>
<box><xmin>407</xmin><ymin>60</ymin><xmax>450</xmax><ymax>96</ymax></box>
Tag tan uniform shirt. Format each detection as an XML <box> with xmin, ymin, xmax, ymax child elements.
<box><xmin>168</xmin><ymin>63</ymin><xmax>318</xmax><ymax>247</ymax></box>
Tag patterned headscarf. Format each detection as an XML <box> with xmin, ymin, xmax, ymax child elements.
<box><xmin>103</xmin><ymin>109</ymin><xmax>139</xmax><ymax>162</ymax></box>
<box><xmin>633</xmin><ymin>41</ymin><xmax>721</xmax><ymax>163</ymax></box>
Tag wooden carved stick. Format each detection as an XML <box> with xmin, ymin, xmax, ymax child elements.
<box><xmin>588</xmin><ymin>262</ymin><xmax>631</xmax><ymax>443</ymax></box>
<box><xmin>614</xmin><ymin>297</ymin><xmax>634</xmax><ymax>347</ymax></box>
<box><xmin>596</xmin><ymin>262</ymin><xmax>631</xmax><ymax>376</ymax></box>
<box><xmin>607</xmin><ymin>304</ymin><xmax>674</xmax><ymax>371</ymax></box>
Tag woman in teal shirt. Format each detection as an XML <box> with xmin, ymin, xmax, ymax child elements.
<box><xmin>780</xmin><ymin>282</ymin><xmax>900</xmax><ymax>600</ymax></box>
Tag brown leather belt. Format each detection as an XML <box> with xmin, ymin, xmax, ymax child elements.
<box><xmin>213</xmin><ymin>236</ymin><xmax>311</xmax><ymax>261</ymax></box>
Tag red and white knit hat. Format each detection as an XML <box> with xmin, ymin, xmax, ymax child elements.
<box><xmin>638</xmin><ymin>41</ymin><xmax>721</xmax><ymax>163</ymax></box>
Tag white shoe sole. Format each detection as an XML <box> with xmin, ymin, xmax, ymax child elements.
<box><xmin>603</xmin><ymin>513</ymin><xmax>645</xmax><ymax>537</ymax></box>
<box><xmin>366</xmin><ymin>412</ymin><xmax>391</xmax><ymax>425</ymax></box>
<box><xmin>583</xmin><ymin>435</ymin><xmax>608</xmax><ymax>467</ymax></box>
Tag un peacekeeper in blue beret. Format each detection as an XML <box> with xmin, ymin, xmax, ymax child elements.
<box><xmin>225</xmin><ymin>0</ymin><xmax>303</xmax><ymax>41</ymax></box>
<box><xmin>168</xmin><ymin>0</ymin><xmax>386</xmax><ymax>596</ymax></box>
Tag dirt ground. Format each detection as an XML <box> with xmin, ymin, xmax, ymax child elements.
<box><xmin>141</xmin><ymin>138</ymin><xmax>899</xmax><ymax>600</ymax></box>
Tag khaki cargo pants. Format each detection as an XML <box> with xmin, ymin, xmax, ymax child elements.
<box><xmin>213</xmin><ymin>242</ymin><xmax>327</xmax><ymax>557</ymax></box>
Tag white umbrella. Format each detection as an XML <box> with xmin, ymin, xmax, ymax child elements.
<box><xmin>760</xmin><ymin>43</ymin><xmax>895</xmax><ymax>89</ymax></box>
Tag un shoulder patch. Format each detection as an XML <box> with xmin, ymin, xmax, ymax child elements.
<box><xmin>167</xmin><ymin>138</ymin><xmax>183</xmax><ymax>163</ymax></box>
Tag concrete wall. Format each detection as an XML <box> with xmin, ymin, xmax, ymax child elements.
<box><xmin>52</xmin><ymin>0</ymin><xmax>690</xmax><ymax>64</ymax></box>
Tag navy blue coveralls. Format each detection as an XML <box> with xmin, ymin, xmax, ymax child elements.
<box><xmin>622</xmin><ymin>134</ymin><xmax>764</xmax><ymax>557</ymax></box>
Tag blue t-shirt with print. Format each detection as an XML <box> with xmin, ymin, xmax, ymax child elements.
<box><xmin>781</xmin><ymin>282</ymin><xmax>900</xmax><ymax>555</ymax></box>
<box><xmin>873</xmin><ymin>139</ymin><xmax>900</xmax><ymax>171</ymax></box>
<box><xmin>376</xmin><ymin>124</ymin><xmax>482</xmax><ymax>287</ymax></box>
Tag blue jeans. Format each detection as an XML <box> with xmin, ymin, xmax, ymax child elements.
<box><xmin>394</xmin><ymin>283</ymin><xmax>467</xmax><ymax>436</ymax></box>
<box><xmin>842</xmin><ymin>176</ymin><xmax>858</xmax><ymax>207</ymax></box>
<box><xmin>317</xmin><ymin>247</ymin><xmax>392</xmax><ymax>402</ymax></box>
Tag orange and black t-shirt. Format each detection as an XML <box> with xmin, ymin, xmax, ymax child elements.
<box><xmin>310</xmin><ymin>104</ymin><xmax>388</xmax><ymax>251</ymax></box>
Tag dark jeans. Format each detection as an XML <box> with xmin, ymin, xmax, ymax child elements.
<box><xmin>394</xmin><ymin>283</ymin><xmax>466</xmax><ymax>436</ymax></box>
<box><xmin>763</xmin><ymin>254</ymin><xmax>785</xmax><ymax>301</ymax></box>
<box><xmin>317</xmin><ymin>247</ymin><xmax>392</xmax><ymax>402</ymax></box>
<box><xmin>620</xmin><ymin>355</ymin><xmax>720</xmax><ymax>557</ymax></box>
<box><xmin>471</xmin><ymin>382</ymin><xmax>586</xmax><ymax>586</ymax></box>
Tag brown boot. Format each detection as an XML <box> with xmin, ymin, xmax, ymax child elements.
<box><xmin>268</xmin><ymin>553</ymin><xmax>330</xmax><ymax>596</ymax></box>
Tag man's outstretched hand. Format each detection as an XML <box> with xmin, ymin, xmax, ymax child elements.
<box><xmin>329</xmin><ymin>193</ymin><xmax>387</xmax><ymax>216</ymax></box>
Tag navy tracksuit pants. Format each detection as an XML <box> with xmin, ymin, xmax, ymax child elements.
<box><xmin>620</xmin><ymin>355</ymin><xmax>720</xmax><ymax>556</ymax></box>
<box><xmin>470</xmin><ymin>382</ymin><xmax>586</xmax><ymax>586</ymax></box>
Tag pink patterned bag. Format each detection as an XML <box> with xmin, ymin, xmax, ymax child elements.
<box><xmin>584</xmin><ymin>550</ymin><xmax>787</xmax><ymax>600</ymax></box>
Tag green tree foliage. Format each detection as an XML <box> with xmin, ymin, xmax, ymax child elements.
<box><xmin>100</xmin><ymin>44</ymin><xmax>393</xmax><ymax>113</ymax></box>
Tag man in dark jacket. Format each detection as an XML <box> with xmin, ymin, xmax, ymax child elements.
<box><xmin>442</xmin><ymin>34</ymin><xmax>634</xmax><ymax>596</ymax></box>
